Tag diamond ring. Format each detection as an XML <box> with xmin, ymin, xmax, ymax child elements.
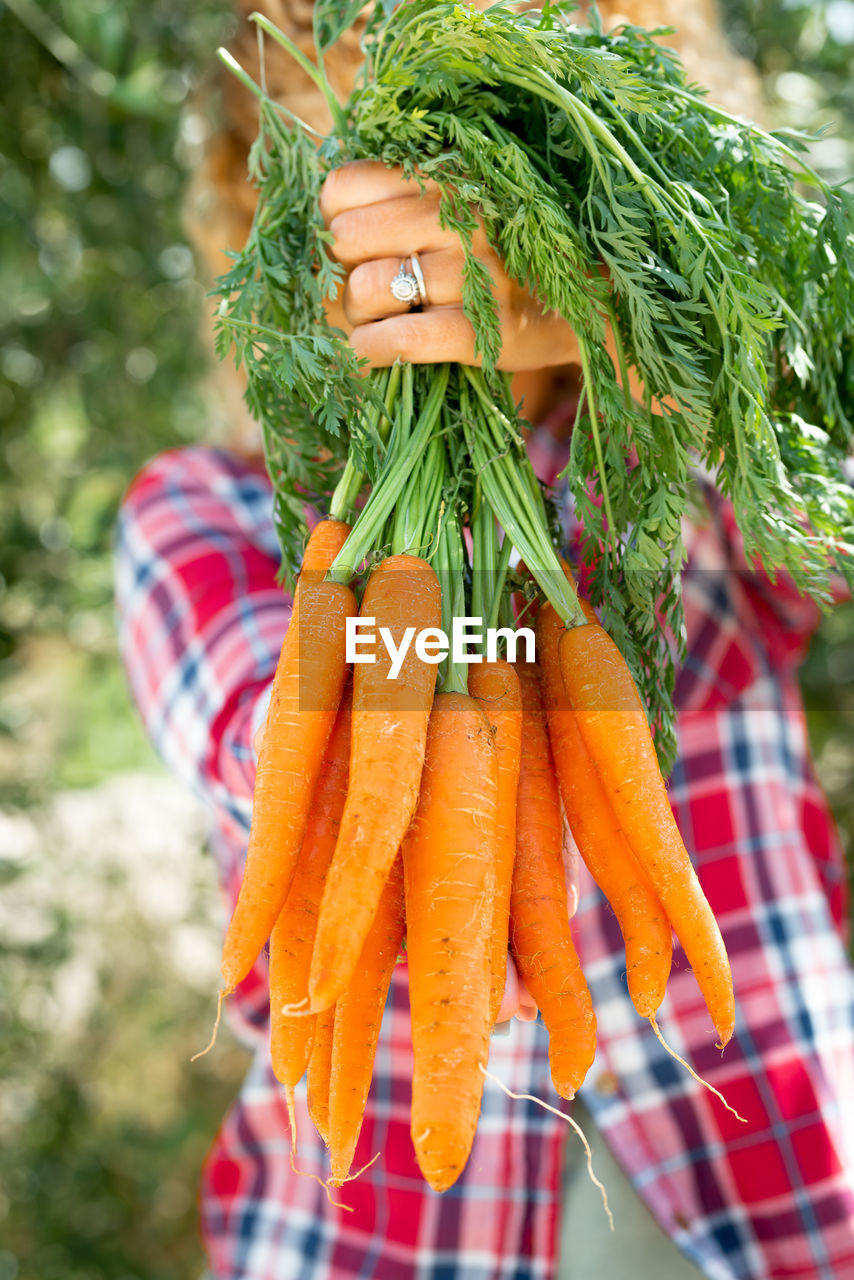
<box><xmin>390</xmin><ymin>259</ymin><xmax>420</xmax><ymax>307</ymax></box>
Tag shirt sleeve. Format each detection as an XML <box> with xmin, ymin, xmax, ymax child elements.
<box><xmin>113</xmin><ymin>445</ymin><xmax>288</xmax><ymax>874</ymax></box>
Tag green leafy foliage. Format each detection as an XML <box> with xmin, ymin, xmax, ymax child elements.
<box><xmin>222</xmin><ymin>0</ymin><xmax>854</xmax><ymax>769</ymax></box>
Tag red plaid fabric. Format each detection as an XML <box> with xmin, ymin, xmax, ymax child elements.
<box><xmin>115</xmin><ymin>441</ymin><xmax>854</xmax><ymax>1280</ymax></box>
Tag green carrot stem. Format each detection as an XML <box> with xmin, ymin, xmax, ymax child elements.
<box><xmin>377</xmin><ymin>362</ymin><xmax>403</xmax><ymax>450</ymax></box>
<box><xmin>463</xmin><ymin>370</ymin><xmax>586</xmax><ymax>627</ymax></box>
<box><xmin>497</xmin><ymin>582</ymin><xmax>516</xmax><ymax>634</ymax></box>
<box><xmin>250</xmin><ymin>12</ymin><xmax>349</xmax><ymax>137</ymax></box>
<box><xmin>326</xmin><ymin>364</ymin><xmax>449</xmax><ymax>583</ymax></box>
<box><xmin>472</xmin><ymin>490</ymin><xmax>515</xmax><ymax>653</ymax></box>
<box><xmin>392</xmin><ymin>434</ymin><xmax>446</xmax><ymax>556</ymax></box>
<box><xmin>390</xmin><ymin>470</ymin><xmax>417</xmax><ymax>555</ymax></box>
<box><xmin>329</xmin><ymin>367</ymin><xmax>395</xmax><ymax>520</ymax></box>
<box><xmin>469</xmin><ymin>488</ymin><xmax>494</xmax><ymax>642</ymax></box>
<box><xmin>605</xmin><ymin>299</ymin><xmax>635</xmax><ymax>413</ymax></box>
<box><xmin>435</xmin><ymin>506</ymin><xmax>468</xmax><ymax>697</ymax></box>
<box><xmin>486</xmin><ymin>532</ymin><xmax>515</xmax><ymax>637</ymax></box>
<box><xmin>422</xmin><ymin>439</ymin><xmax>448</xmax><ymax>557</ymax></box>
<box><xmin>328</xmin><ymin>456</ymin><xmax>364</xmax><ymax>522</ymax></box>
<box><xmin>576</xmin><ymin>337</ymin><xmax>617</xmax><ymax>549</ymax></box>
<box><xmin>216</xmin><ymin>49</ymin><xmax>325</xmax><ymax>139</ymax></box>
<box><xmin>493</xmin><ymin>374</ymin><xmax>551</xmax><ymax>527</ymax></box>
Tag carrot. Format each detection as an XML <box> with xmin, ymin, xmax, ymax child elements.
<box><xmin>558</xmin><ymin>620</ymin><xmax>735</xmax><ymax>1047</ymax></box>
<box><xmin>536</xmin><ymin>604</ymin><xmax>673</xmax><ymax>1019</ymax></box>
<box><xmin>309</xmin><ymin>553</ymin><xmax>442</xmax><ymax>1011</ymax></box>
<box><xmin>327</xmin><ymin>852</ymin><xmax>405</xmax><ymax>1185</ymax></box>
<box><xmin>221</xmin><ymin>517</ymin><xmax>356</xmax><ymax>991</ymax></box>
<box><xmin>269</xmin><ymin>682</ymin><xmax>353</xmax><ymax>1089</ymax></box>
<box><xmin>307</xmin><ymin>1004</ymin><xmax>335</xmax><ymax>1147</ymax></box>
<box><xmin>468</xmin><ymin>661</ymin><xmax>523</xmax><ymax>1024</ymax></box>
<box><xmin>403</xmin><ymin>691</ymin><xmax>498</xmax><ymax>1193</ymax></box>
<box><xmin>299</xmin><ymin>518</ymin><xmax>352</xmax><ymax>580</ymax></box>
<box><xmin>511</xmin><ymin>661</ymin><xmax>597</xmax><ymax>1098</ymax></box>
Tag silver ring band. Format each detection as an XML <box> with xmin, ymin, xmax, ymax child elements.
<box><xmin>409</xmin><ymin>252</ymin><xmax>429</xmax><ymax>308</ymax></box>
<box><xmin>390</xmin><ymin>259</ymin><xmax>420</xmax><ymax>308</ymax></box>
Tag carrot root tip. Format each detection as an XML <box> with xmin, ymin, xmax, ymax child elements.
<box><xmin>287</xmin><ymin>1154</ymin><xmax>352</xmax><ymax>1212</ymax></box>
<box><xmin>649</xmin><ymin>1016</ymin><xmax>746</xmax><ymax>1124</ymax></box>
<box><xmin>329</xmin><ymin>1151</ymin><xmax>381</xmax><ymax>1188</ymax></box>
<box><xmin>190</xmin><ymin>987</ymin><xmax>225</xmax><ymax>1063</ymax></box>
<box><xmin>285</xmin><ymin>1086</ymin><xmax>299</xmax><ymax>1149</ymax></box>
<box><xmin>281</xmin><ymin>1085</ymin><xmax>352</xmax><ymax>1211</ymax></box>
<box><xmin>480</xmin><ymin>1066</ymin><xmax>613</xmax><ymax>1231</ymax></box>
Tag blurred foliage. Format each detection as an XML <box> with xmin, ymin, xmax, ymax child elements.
<box><xmin>0</xmin><ymin>0</ymin><xmax>233</xmax><ymax>803</ymax></box>
<box><xmin>720</xmin><ymin>0</ymin><xmax>854</xmax><ymax>181</ymax></box>
<box><xmin>0</xmin><ymin>1</ymin><xmax>851</xmax><ymax>1279</ymax></box>
<box><xmin>0</xmin><ymin>774</ymin><xmax>250</xmax><ymax>1280</ymax></box>
<box><xmin>0</xmin><ymin>3</ymin><xmax>249</xmax><ymax>1279</ymax></box>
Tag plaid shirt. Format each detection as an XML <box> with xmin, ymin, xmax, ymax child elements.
<box><xmin>115</xmin><ymin>437</ymin><xmax>854</xmax><ymax>1280</ymax></box>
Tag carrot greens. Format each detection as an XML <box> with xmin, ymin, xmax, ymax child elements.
<box><xmin>215</xmin><ymin>0</ymin><xmax>854</xmax><ymax>770</ymax></box>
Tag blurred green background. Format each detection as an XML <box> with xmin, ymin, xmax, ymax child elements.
<box><xmin>0</xmin><ymin>2</ymin><xmax>852</xmax><ymax>1277</ymax></box>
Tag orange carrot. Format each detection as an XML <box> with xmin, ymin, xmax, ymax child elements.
<box><xmin>221</xmin><ymin>518</ymin><xmax>356</xmax><ymax>992</ymax></box>
<box><xmin>511</xmin><ymin>662</ymin><xmax>597</xmax><ymax>1098</ymax></box>
<box><xmin>299</xmin><ymin>518</ymin><xmax>352</xmax><ymax>581</ymax></box>
<box><xmin>403</xmin><ymin>691</ymin><xmax>499</xmax><ymax>1193</ymax></box>
<box><xmin>468</xmin><ymin>661</ymin><xmax>523</xmax><ymax>1024</ymax></box>
<box><xmin>269</xmin><ymin>682</ymin><xmax>353</xmax><ymax>1089</ymax></box>
<box><xmin>536</xmin><ymin>604</ymin><xmax>673</xmax><ymax>1019</ymax></box>
<box><xmin>307</xmin><ymin>1004</ymin><xmax>335</xmax><ymax>1147</ymax></box>
<box><xmin>558</xmin><ymin>620</ymin><xmax>735</xmax><ymax>1046</ymax></box>
<box><xmin>309</xmin><ymin>554</ymin><xmax>442</xmax><ymax>1011</ymax></box>
<box><xmin>327</xmin><ymin>853</ymin><xmax>405</xmax><ymax>1185</ymax></box>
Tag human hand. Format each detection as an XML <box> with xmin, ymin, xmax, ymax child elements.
<box><xmin>319</xmin><ymin>159</ymin><xmax>582</xmax><ymax>372</ymax></box>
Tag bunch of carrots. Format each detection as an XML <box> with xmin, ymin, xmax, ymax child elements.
<box><xmin>217</xmin><ymin>374</ymin><xmax>736</xmax><ymax>1191</ymax></box>
<box><xmin>199</xmin><ymin>0</ymin><xmax>826</xmax><ymax>1190</ymax></box>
